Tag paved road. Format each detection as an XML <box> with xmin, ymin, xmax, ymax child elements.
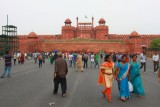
<box><xmin>0</xmin><ymin>59</ymin><xmax>160</xmax><ymax>107</ymax></box>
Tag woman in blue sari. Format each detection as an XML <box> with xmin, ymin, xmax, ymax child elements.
<box><xmin>115</xmin><ymin>55</ymin><xmax>130</xmax><ymax>102</ymax></box>
<box><xmin>130</xmin><ymin>55</ymin><xmax>145</xmax><ymax>97</ymax></box>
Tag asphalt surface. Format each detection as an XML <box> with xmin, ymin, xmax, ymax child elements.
<box><xmin>0</xmin><ymin>58</ymin><xmax>160</xmax><ymax>107</ymax></box>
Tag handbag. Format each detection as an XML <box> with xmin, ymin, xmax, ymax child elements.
<box><xmin>128</xmin><ymin>81</ymin><xmax>133</xmax><ymax>92</ymax></box>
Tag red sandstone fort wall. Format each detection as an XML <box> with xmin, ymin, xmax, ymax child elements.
<box><xmin>41</xmin><ymin>42</ymin><xmax>129</xmax><ymax>53</ymax></box>
<box><xmin>17</xmin><ymin>18</ymin><xmax>160</xmax><ymax>53</ymax></box>
<box><xmin>18</xmin><ymin>33</ymin><xmax>160</xmax><ymax>53</ymax></box>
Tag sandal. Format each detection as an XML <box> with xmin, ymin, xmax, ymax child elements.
<box><xmin>108</xmin><ymin>99</ymin><xmax>112</xmax><ymax>103</ymax></box>
<box><xmin>120</xmin><ymin>97</ymin><xmax>126</xmax><ymax>102</ymax></box>
<box><xmin>138</xmin><ymin>95</ymin><xmax>144</xmax><ymax>98</ymax></box>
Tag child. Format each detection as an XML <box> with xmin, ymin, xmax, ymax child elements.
<box><xmin>38</xmin><ymin>54</ymin><xmax>42</xmax><ymax>68</ymax></box>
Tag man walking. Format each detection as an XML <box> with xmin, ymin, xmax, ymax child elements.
<box><xmin>68</xmin><ymin>52</ymin><xmax>73</xmax><ymax>67</ymax></box>
<box><xmin>73</xmin><ymin>52</ymin><xmax>77</xmax><ymax>68</ymax></box>
<box><xmin>112</xmin><ymin>52</ymin><xmax>117</xmax><ymax>63</ymax></box>
<box><xmin>13</xmin><ymin>53</ymin><xmax>17</xmax><ymax>65</ymax></box>
<box><xmin>83</xmin><ymin>53</ymin><xmax>88</xmax><ymax>68</ymax></box>
<box><xmin>90</xmin><ymin>53</ymin><xmax>95</xmax><ymax>68</ymax></box>
<box><xmin>94</xmin><ymin>53</ymin><xmax>100</xmax><ymax>68</ymax></box>
<box><xmin>53</xmin><ymin>52</ymin><xmax>68</xmax><ymax>97</ymax></box>
<box><xmin>53</xmin><ymin>52</ymin><xmax>58</xmax><ymax>61</ymax></box>
<box><xmin>42</xmin><ymin>51</ymin><xmax>46</xmax><ymax>63</ymax></box>
<box><xmin>140</xmin><ymin>51</ymin><xmax>147</xmax><ymax>72</ymax></box>
<box><xmin>117</xmin><ymin>52</ymin><xmax>122</xmax><ymax>62</ymax></box>
<box><xmin>38</xmin><ymin>53</ymin><xmax>43</xmax><ymax>68</ymax></box>
<box><xmin>33</xmin><ymin>52</ymin><xmax>38</xmax><ymax>63</ymax></box>
<box><xmin>1</xmin><ymin>50</ymin><xmax>12</xmax><ymax>78</ymax></box>
<box><xmin>152</xmin><ymin>51</ymin><xmax>159</xmax><ymax>73</ymax></box>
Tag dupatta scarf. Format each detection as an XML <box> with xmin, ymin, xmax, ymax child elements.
<box><xmin>98</xmin><ymin>62</ymin><xmax>114</xmax><ymax>87</ymax></box>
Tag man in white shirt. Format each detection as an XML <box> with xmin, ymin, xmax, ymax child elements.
<box><xmin>117</xmin><ymin>53</ymin><xmax>122</xmax><ymax>62</ymax></box>
<box><xmin>152</xmin><ymin>51</ymin><xmax>159</xmax><ymax>73</ymax></box>
<box><xmin>140</xmin><ymin>51</ymin><xmax>147</xmax><ymax>72</ymax></box>
<box><xmin>90</xmin><ymin>53</ymin><xmax>95</xmax><ymax>68</ymax></box>
<box><xmin>13</xmin><ymin>53</ymin><xmax>17</xmax><ymax>65</ymax></box>
<box><xmin>33</xmin><ymin>52</ymin><xmax>38</xmax><ymax>63</ymax></box>
<box><xmin>68</xmin><ymin>53</ymin><xmax>73</xmax><ymax>67</ymax></box>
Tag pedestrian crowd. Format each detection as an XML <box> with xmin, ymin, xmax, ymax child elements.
<box><xmin>0</xmin><ymin>50</ymin><xmax>160</xmax><ymax>103</ymax></box>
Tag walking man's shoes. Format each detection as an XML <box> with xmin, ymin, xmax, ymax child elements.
<box><xmin>62</xmin><ymin>93</ymin><xmax>66</xmax><ymax>97</ymax></box>
<box><xmin>53</xmin><ymin>91</ymin><xmax>57</xmax><ymax>95</ymax></box>
<box><xmin>0</xmin><ymin>76</ymin><xmax>4</xmax><ymax>78</ymax></box>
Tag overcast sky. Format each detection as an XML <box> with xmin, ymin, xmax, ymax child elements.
<box><xmin>0</xmin><ymin>0</ymin><xmax>160</xmax><ymax>35</ymax></box>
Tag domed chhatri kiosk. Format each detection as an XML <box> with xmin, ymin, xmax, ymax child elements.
<box><xmin>18</xmin><ymin>17</ymin><xmax>160</xmax><ymax>53</ymax></box>
<box><xmin>130</xmin><ymin>31</ymin><xmax>140</xmax><ymax>38</ymax></box>
<box><xmin>28</xmin><ymin>32</ymin><xmax>38</xmax><ymax>38</ymax></box>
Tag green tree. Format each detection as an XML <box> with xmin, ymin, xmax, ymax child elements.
<box><xmin>150</xmin><ymin>38</ymin><xmax>160</xmax><ymax>49</ymax></box>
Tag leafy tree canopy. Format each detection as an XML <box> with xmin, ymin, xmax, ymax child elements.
<box><xmin>150</xmin><ymin>38</ymin><xmax>160</xmax><ymax>49</ymax></box>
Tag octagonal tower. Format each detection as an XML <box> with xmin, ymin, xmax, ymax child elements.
<box><xmin>95</xmin><ymin>18</ymin><xmax>109</xmax><ymax>40</ymax></box>
<box><xmin>62</xmin><ymin>18</ymin><xmax>75</xmax><ymax>39</ymax></box>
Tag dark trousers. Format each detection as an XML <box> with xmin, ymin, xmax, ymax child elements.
<box><xmin>113</xmin><ymin>59</ymin><xmax>116</xmax><ymax>63</ymax></box>
<box><xmin>95</xmin><ymin>61</ymin><xmax>99</xmax><ymax>68</ymax></box>
<box><xmin>14</xmin><ymin>59</ymin><xmax>16</xmax><ymax>65</ymax></box>
<box><xmin>118</xmin><ymin>60</ymin><xmax>121</xmax><ymax>62</ymax></box>
<box><xmin>153</xmin><ymin>61</ymin><xmax>159</xmax><ymax>72</ymax></box>
<box><xmin>83</xmin><ymin>60</ymin><xmax>88</xmax><ymax>68</ymax></box>
<box><xmin>54</xmin><ymin>77</ymin><xmax>67</xmax><ymax>94</ymax></box>
<box><xmin>39</xmin><ymin>60</ymin><xmax>42</xmax><ymax>68</ymax></box>
<box><xmin>140</xmin><ymin>62</ymin><xmax>146</xmax><ymax>72</ymax></box>
<box><xmin>73</xmin><ymin>60</ymin><xmax>76</xmax><ymax>68</ymax></box>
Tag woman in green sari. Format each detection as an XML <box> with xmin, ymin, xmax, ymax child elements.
<box><xmin>130</xmin><ymin>55</ymin><xmax>145</xmax><ymax>97</ymax></box>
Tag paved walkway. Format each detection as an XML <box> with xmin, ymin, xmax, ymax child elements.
<box><xmin>0</xmin><ymin>59</ymin><xmax>159</xmax><ymax>107</ymax></box>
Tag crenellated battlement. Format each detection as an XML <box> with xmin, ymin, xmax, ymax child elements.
<box><xmin>17</xmin><ymin>17</ymin><xmax>160</xmax><ymax>53</ymax></box>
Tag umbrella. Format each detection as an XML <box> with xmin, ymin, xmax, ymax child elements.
<box><xmin>53</xmin><ymin>50</ymin><xmax>58</xmax><ymax>53</ymax></box>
